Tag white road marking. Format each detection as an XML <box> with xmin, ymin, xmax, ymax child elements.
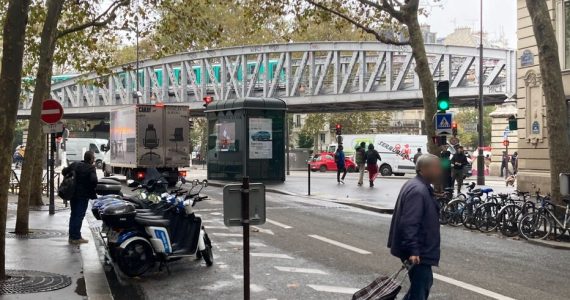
<box><xmin>228</xmin><ymin>241</ymin><xmax>266</xmax><ymax>247</ymax></box>
<box><xmin>232</xmin><ymin>274</ymin><xmax>243</xmax><ymax>279</ymax></box>
<box><xmin>251</xmin><ymin>253</ymin><xmax>293</xmax><ymax>259</ymax></box>
<box><xmin>274</xmin><ymin>266</ymin><xmax>328</xmax><ymax>275</ymax></box>
<box><xmin>308</xmin><ymin>234</ymin><xmax>372</xmax><ymax>255</ymax></box>
<box><xmin>251</xmin><ymin>226</ymin><xmax>274</xmax><ymax>235</ymax></box>
<box><xmin>433</xmin><ymin>273</ymin><xmax>516</xmax><ymax>300</ymax></box>
<box><xmin>266</xmin><ymin>218</ymin><xmax>292</xmax><ymax>229</ymax></box>
<box><xmin>212</xmin><ymin>233</ymin><xmax>242</xmax><ymax>237</ymax></box>
<box><xmin>210</xmin><ymin>212</ymin><xmax>222</xmax><ymax>216</ymax></box>
<box><xmin>250</xmin><ymin>284</ymin><xmax>265</xmax><ymax>292</ymax></box>
<box><xmin>204</xmin><ymin>226</ymin><xmax>229</xmax><ymax>230</ymax></box>
<box><xmin>307</xmin><ymin>285</ymin><xmax>358</xmax><ymax>294</ymax></box>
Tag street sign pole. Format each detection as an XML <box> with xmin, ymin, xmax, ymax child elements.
<box><xmin>477</xmin><ymin>0</ymin><xmax>485</xmax><ymax>186</ymax></box>
<box><xmin>241</xmin><ymin>177</ymin><xmax>250</xmax><ymax>300</ymax></box>
<box><xmin>49</xmin><ymin>133</ymin><xmax>56</xmax><ymax>215</ymax></box>
<box><xmin>307</xmin><ymin>162</ymin><xmax>311</xmax><ymax>196</ymax></box>
<box><xmin>41</xmin><ymin>99</ymin><xmax>64</xmax><ymax>216</ymax></box>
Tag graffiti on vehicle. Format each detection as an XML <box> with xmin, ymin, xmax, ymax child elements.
<box><xmin>378</xmin><ymin>141</ymin><xmax>413</xmax><ymax>161</ymax></box>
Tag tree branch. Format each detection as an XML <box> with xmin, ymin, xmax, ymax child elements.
<box><xmin>307</xmin><ymin>0</ymin><xmax>409</xmax><ymax>45</ymax></box>
<box><xmin>57</xmin><ymin>0</ymin><xmax>129</xmax><ymax>38</ymax></box>
<box><xmin>380</xmin><ymin>0</ymin><xmax>405</xmax><ymax>22</ymax></box>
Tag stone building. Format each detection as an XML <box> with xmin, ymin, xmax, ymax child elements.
<box><xmin>515</xmin><ymin>0</ymin><xmax>570</xmax><ymax>193</ymax></box>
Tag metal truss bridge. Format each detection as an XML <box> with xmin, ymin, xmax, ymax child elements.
<box><xmin>18</xmin><ymin>41</ymin><xmax>516</xmax><ymax>118</ymax></box>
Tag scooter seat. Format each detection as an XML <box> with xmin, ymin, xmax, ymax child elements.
<box><xmin>135</xmin><ymin>216</ymin><xmax>169</xmax><ymax>227</ymax></box>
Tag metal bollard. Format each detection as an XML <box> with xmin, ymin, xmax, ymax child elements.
<box><xmin>307</xmin><ymin>163</ymin><xmax>311</xmax><ymax>196</ymax></box>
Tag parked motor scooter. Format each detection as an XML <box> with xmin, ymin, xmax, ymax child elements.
<box><xmin>100</xmin><ymin>179</ymin><xmax>213</xmax><ymax>277</ymax></box>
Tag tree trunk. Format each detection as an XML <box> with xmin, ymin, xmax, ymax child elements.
<box><xmin>0</xmin><ymin>0</ymin><xmax>32</xmax><ymax>280</ymax></box>
<box><xmin>526</xmin><ymin>0</ymin><xmax>570</xmax><ymax>203</ymax></box>
<box><xmin>404</xmin><ymin>14</ymin><xmax>438</xmax><ymax>155</ymax></box>
<box><xmin>29</xmin><ymin>135</ymin><xmax>45</xmax><ymax>207</ymax></box>
<box><xmin>15</xmin><ymin>0</ymin><xmax>65</xmax><ymax>234</ymax></box>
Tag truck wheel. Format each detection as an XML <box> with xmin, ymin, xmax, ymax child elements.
<box><xmin>380</xmin><ymin>164</ymin><xmax>392</xmax><ymax>176</ymax></box>
<box><xmin>319</xmin><ymin>165</ymin><xmax>327</xmax><ymax>172</ymax></box>
<box><xmin>96</xmin><ymin>160</ymin><xmax>103</xmax><ymax>169</ymax></box>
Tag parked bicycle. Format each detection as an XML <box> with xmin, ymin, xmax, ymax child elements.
<box><xmin>519</xmin><ymin>191</ymin><xmax>569</xmax><ymax>241</ymax></box>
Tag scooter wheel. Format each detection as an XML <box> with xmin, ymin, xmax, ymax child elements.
<box><xmin>117</xmin><ymin>240</ymin><xmax>154</xmax><ymax>277</ymax></box>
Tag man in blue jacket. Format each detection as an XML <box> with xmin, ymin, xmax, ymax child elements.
<box><xmin>335</xmin><ymin>145</ymin><xmax>347</xmax><ymax>184</ymax></box>
<box><xmin>387</xmin><ymin>153</ymin><xmax>442</xmax><ymax>300</ymax></box>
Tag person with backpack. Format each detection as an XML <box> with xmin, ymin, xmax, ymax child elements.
<box><xmin>335</xmin><ymin>145</ymin><xmax>347</xmax><ymax>184</ymax></box>
<box><xmin>355</xmin><ymin>142</ymin><xmax>366</xmax><ymax>186</ymax></box>
<box><xmin>365</xmin><ymin>144</ymin><xmax>381</xmax><ymax>187</ymax></box>
<box><xmin>61</xmin><ymin>151</ymin><xmax>98</xmax><ymax>244</ymax></box>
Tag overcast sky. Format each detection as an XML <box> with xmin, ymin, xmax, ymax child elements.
<box><xmin>421</xmin><ymin>0</ymin><xmax>517</xmax><ymax>48</ymax></box>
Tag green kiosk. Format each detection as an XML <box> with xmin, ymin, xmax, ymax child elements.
<box><xmin>205</xmin><ymin>97</ymin><xmax>287</xmax><ymax>182</ymax></box>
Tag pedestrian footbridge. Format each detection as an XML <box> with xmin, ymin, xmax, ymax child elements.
<box><xmin>18</xmin><ymin>41</ymin><xmax>516</xmax><ymax>118</ymax></box>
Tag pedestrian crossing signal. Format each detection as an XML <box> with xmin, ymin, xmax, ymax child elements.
<box><xmin>335</xmin><ymin>124</ymin><xmax>342</xmax><ymax>136</ymax></box>
<box><xmin>437</xmin><ymin>81</ymin><xmax>450</xmax><ymax>112</ymax></box>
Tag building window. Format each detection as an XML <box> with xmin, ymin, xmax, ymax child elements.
<box><xmin>320</xmin><ymin>133</ymin><xmax>325</xmax><ymax>143</ymax></box>
<box><xmin>296</xmin><ymin>115</ymin><xmax>301</xmax><ymax>127</ymax></box>
<box><xmin>565</xmin><ymin>1</ymin><xmax>570</xmax><ymax>68</ymax></box>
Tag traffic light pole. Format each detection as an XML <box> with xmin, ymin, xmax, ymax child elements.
<box><xmin>476</xmin><ymin>0</ymin><xmax>485</xmax><ymax>185</ymax></box>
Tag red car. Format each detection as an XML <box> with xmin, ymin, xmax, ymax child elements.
<box><xmin>310</xmin><ymin>152</ymin><xmax>357</xmax><ymax>172</ymax></box>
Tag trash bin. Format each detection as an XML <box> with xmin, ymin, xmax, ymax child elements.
<box><xmin>205</xmin><ymin>97</ymin><xmax>287</xmax><ymax>182</ymax></box>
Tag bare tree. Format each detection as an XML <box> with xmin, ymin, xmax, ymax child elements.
<box><xmin>525</xmin><ymin>0</ymin><xmax>570</xmax><ymax>203</ymax></box>
<box><xmin>0</xmin><ymin>0</ymin><xmax>32</xmax><ymax>279</ymax></box>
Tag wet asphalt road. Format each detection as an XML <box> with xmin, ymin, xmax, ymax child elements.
<box><xmin>102</xmin><ymin>181</ymin><xmax>570</xmax><ymax>300</ymax></box>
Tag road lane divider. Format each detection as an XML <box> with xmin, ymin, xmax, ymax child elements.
<box><xmin>227</xmin><ymin>241</ymin><xmax>267</xmax><ymax>247</ymax></box>
<box><xmin>308</xmin><ymin>234</ymin><xmax>372</xmax><ymax>255</ymax></box>
<box><xmin>212</xmin><ymin>233</ymin><xmax>242</xmax><ymax>237</ymax></box>
<box><xmin>307</xmin><ymin>285</ymin><xmax>358</xmax><ymax>294</ymax></box>
<box><xmin>266</xmin><ymin>218</ymin><xmax>293</xmax><ymax>229</ymax></box>
<box><xmin>274</xmin><ymin>266</ymin><xmax>328</xmax><ymax>275</ymax></box>
<box><xmin>433</xmin><ymin>273</ymin><xmax>516</xmax><ymax>300</ymax></box>
<box><xmin>251</xmin><ymin>253</ymin><xmax>293</xmax><ymax>259</ymax></box>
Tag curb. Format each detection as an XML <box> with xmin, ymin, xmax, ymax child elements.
<box><xmin>206</xmin><ymin>181</ymin><xmax>297</xmax><ymax>196</ymax></box>
<box><xmin>81</xmin><ymin>217</ymin><xmax>114</xmax><ymax>300</ymax></box>
<box><xmin>330</xmin><ymin>200</ymin><xmax>394</xmax><ymax>214</ymax></box>
<box><xmin>526</xmin><ymin>239</ymin><xmax>570</xmax><ymax>250</ymax></box>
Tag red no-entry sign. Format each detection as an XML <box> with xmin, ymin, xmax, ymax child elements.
<box><xmin>41</xmin><ymin>99</ymin><xmax>63</xmax><ymax>124</ymax></box>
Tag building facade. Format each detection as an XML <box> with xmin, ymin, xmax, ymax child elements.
<box><xmin>516</xmin><ymin>0</ymin><xmax>570</xmax><ymax>193</ymax></box>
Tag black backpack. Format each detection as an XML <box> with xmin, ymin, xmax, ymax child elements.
<box><xmin>58</xmin><ymin>165</ymin><xmax>76</xmax><ymax>200</ymax></box>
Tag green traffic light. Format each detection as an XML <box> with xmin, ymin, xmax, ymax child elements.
<box><xmin>438</xmin><ymin>99</ymin><xmax>450</xmax><ymax>111</ymax></box>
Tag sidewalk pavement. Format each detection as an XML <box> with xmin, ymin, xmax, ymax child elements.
<box><xmin>3</xmin><ymin>194</ymin><xmax>112</xmax><ymax>300</ymax></box>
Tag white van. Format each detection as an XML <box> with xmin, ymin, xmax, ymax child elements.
<box><xmin>65</xmin><ymin>138</ymin><xmax>109</xmax><ymax>169</ymax></box>
<box><xmin>328</xmin><ymin>134</ymin><xmax>427</xmax><ymax>176</ymax></box>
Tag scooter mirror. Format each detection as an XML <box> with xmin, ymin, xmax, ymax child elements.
<box><xmin>202</xmin><ymin>179</ymin><xmax>208</xmax><ymax>187</ymax></box>
<box><xmin>193</xmin><ymin>179</ymin><xmax>199</xmax><ymax>186</ymax></box>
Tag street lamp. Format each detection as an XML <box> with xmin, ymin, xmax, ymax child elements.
<box><xmin>476</xmin><ymin>0</ymin><xmax>485</xmax><ymax>185</ymax></box>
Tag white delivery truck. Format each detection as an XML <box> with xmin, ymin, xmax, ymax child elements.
<box><xmin>65</xmin><ymin>138</ymin><xmax>110</xmax><ymax>169</ymax></box>
<box><xmin>328</xmin><ymin>134</ymin><xmax>427</xmax><ymax>176</ymax></box>
<box><xmin>104</xmin><ymin>104</ymin><xmax>190</xmax><ymax>185</ymax></box>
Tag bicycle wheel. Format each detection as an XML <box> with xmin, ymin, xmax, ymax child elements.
<box><xmin>462</xmin><ymin>202</ymin><xmax>479</xmax><ymax>230</ymax></box>
<box><xmin>437</xmin><ymin>198</ymin><xmax>449</xmax><ymax>225</ymax></box>
<box><xmin>444</xmin><ymin>199</ymin><xmax>465</xmax><ymax>227</ymax></box>
<box><xmin>497</xmin><ymin>204</ymin><xmax>522</xmax><ymax>237</ymax></box>
<box><xmin>475</xmin><ymin>202</ymin><xmax>500</xmax><ymax>233</ymax></box>
<box><xmin>519</xmin><ymin>212</ymin><xmax>551</xmax><ymax>240</ymax></box>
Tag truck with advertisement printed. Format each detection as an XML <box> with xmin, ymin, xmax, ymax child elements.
<box><xmin>103</xmin><ymin>104</ymin><xmax>190</xmax><ymax>185</ymax></box>
<box><xmin>328</xmin><ymin>134</ymin><xmax>427</xmax><ymax>176</ymax></box>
